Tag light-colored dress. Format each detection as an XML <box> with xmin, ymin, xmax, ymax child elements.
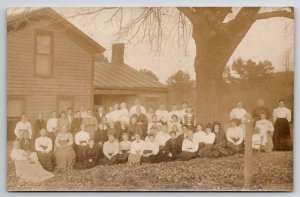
<box><xmin>255</xmin><ymin>119</ymin><xmax>274</xmax><ymax>152</ymax></box>
<box><xmin>54</xmin><ymin>132</ymin><xmax>76</xmax><ymax>169</ymax></box>
<box><xmin>10</xmin><ymin>148</ymin><xmax>54</xmax><ymax>183</ymax></box>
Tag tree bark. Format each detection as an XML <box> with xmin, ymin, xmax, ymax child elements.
<box><xmin>193</xmin><ymin>24</ymin><xmax>232</xmax><ymax>123</ymax></box>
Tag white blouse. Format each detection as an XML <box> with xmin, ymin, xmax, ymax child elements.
<box><xmin>14</xmin><ymin>121</ymin><xmax>32</xmax><ymax>138</ymax></box>
<box><xmin>155</xmin><ymin>131</ymin><xmax>171</xmax><ymax>146</ymax></box>
<box><xmin>193</xmin><ymin>131</ymin><xmax>206</xmax><ymax>144</ymax></box>
<box><xmin>205</xmin><ymin>132</ymin><xmax>216</xmax><ymax>144</ymax></box>
<box><xmin>226</xmin><ymin>127</ymin><xmax>244</xmax><ymax>145</ymax></box>
<box><xmin>155</xmin><ymin>110</ymin><xmax>169</xmax><ymax>123</ymax></box>
<box><xmin>47</xmin><ymin>118</ymin><xmax>57</xmax><ymax>133</ymax></box>
<box><xmin>229</xmin><ymin>107</ymin><xmax>247</xmax><ymax>121</ymax></box>
<box><xmin>182</xmin><ymin>138</ymin><xmax>199</xmax><ymax>152</ymax></box>
<box><xmin>35</xmin><ymin>136</ymin><xmax>53</xmax><ymax>152</ymax></box>
<box><xmin>273</xmin><ymin>107</ymin><xmax>292</xmax><ymax>122</ymax></box>
<box><xmin>130</xmin><ymin>140</ymin><xmax>145</xmax><ymax>155</ymax></box>
<box><xmin>143</xmin><ymin>141</ymin><xmax>159</xmax><ymax>155</ymax></box>
<box><xmin>74</xmin><ymin>130</ymin><xmax>90</xmax><ymax>145</ymax></box>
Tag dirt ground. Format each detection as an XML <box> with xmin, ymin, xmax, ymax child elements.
<box><xmin>6</xmin><ymin>151</ymin><xmax>293</xmax><ymax>191</ymax></box>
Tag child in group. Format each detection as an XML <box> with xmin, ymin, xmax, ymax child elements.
<box><xmin>141</xmin><ymin>133</ymin><xmax>159</xmax><ymax>164</ymax></box>
<box><xmin>84</xmin><ymin>139</ymin><xmax>99</xmax><ymax>169</ymax></box>
<box><xmin>198</xmin><ymin>123</ymin><xmax>216</xmax><ymax>157</ymax></box>
<box><xmin>102</xmin><ymin>134</ymin><xmax>120</xmax><ymax>165</ymax></box>
<box><xmin>128</xmin><ymin>133</ymin><xmax>145</xmax><ymax>164</ymax></box>
<box><xmin>117</xmin><ymin>132</ymin><xmax>131</xmax><ymax>164</ymax></box>
<box><xmin>168</xmin><ymin>115</ymin><xmax>182</xmax><ymax>134</ymax></box>
<box><xmin>182</xmin><ymin>106</ymin><xmax>196</xmax><ymax>128</ymax></box>
<box><xmin>252</xmin><ymin>128</ymin><xmax>262</xmax><ymax>152</ymax></box>
<box><xmin>255</xmin><ymin>112</ymin><xmax>274</xmax><ymax>152</ymax></box>
<box><xmin>177</xmin><ymin>128</ymin><xmax>199</xmax><ymax>161</ymax></box>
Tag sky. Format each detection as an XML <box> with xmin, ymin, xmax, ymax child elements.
<box><xmin>9</xmin><ymin>7</ymin><xmax>294</xmax><ymax>83</ymax></box>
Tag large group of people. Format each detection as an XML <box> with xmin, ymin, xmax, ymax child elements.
<box><xmin>10</xmin><ymin>98</ymin><xmax>292</xmax><ymax>183</ymax></box>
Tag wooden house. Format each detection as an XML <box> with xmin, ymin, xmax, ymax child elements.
<box><xmin>7</xmin><ymin>8</ymin><xmax>105</xmax><ymax>139</ymax></box>
<box><xmin>7</xmin><ymin>8</ymin><xmax>169</xmax><ymax>140</ymax></box>
<box><xmin>94</xmin><ymin>43</ymin><xmax>169</xmax><ymax>111</ymax></box>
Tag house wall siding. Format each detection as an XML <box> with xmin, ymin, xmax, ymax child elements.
<box><xmin>7</xmin><ymin>23</ymin><xmax>93</xmax><ymax>122</ymax></box>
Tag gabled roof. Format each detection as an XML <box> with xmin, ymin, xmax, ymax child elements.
<box><xmin>94</xmin><ymin>62</ymin><xmax>167</xmax><ymax>91</ymax></box>
<box><xmin>7</xmin><ymin>7</ymin><xmax>105</xmax><ymax>53</ymax></box>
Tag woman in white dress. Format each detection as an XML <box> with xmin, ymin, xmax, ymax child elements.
<box><xmin>10</xmin><ymin>140</ymin><xmax>54</xmax><ymax>183</ymax></box>
<box><xmin>255</xmin><ymin>112</ymin><xmax>274</xmax><ymax>152</ymax></box>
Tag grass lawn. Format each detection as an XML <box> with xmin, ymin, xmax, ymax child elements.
<box><xmin>7</xmin><ymin>151</ymin><xmax>293</xmax><ymax>191</ymax></box>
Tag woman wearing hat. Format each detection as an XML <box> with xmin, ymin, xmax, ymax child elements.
<box><xmin>10</xmin><ymin>140</ymin><xmax>54</xmax><ymax>183</ymax></box>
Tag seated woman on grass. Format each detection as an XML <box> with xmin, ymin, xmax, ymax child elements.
<box><xmin>193</xmin><ymin>123</ymin><xmax>206</xmax><ymax>145</ymax></box>
<box><xmin>74</xmin><ymin>124</ymin><xmax>90</xmax><ymax>164</ymax></box>
<box><xmin>10</xmin><ymin>140</ymin><xmax>54</xmax><ymax>183</ymax></box>
<box><xmin>102</xmin><ymin>134</ymin><xmax>119</xmax><ymax>166</ymax></box>
<box><xmin>198</xmin><ymin>123</ymin><xmax>216</xmax><ymax>158</ymax></box>
<box><xmin>177</xmin><ymin>128</ymin><xmax>199</xmax><ymax>161</ymax></box>
<box><xmin>128</xmin><ymin>133</ymin><xmax>145</xmax><ymax>164</ymax></box>
<box><xmin>255</xmin><ymin>112</ymin><xmax>274</xmax><ymax>152</ymax></box>
<box><xmin>168</xmin><ymin>114</ymin><xmax>182</xmax><ymax>134</ymax></box>
<box><xmin>20</xmin><ymin>130</ymin><xmax>35</xmax><ymax>153</ymax></box>
<box><xmin>94</xmin><ymin>123</ymin><xmax>108</xmax><ymax>161</ymax></box>
<box><xmin>35</xmin><ymin>128</ymin><xmax>55</xmax><ymax>171</ymax></box>
<box><xmin>84</xmin><ymin>139</ymin><xmax>99</xmax><ymax>169</ymax></box>
<box><xmin>209</xmin><ymin>121</ymin><xmax>229</xmax><ymax>157</ymax></box>
<box><xmin>54</xmin><ymin>125</ymin><xmax>76</xmax><ymax>169</ymax></box>
<box><xmin>226</xmin><ymin>119</ymin><xmax>244</xmax><ymax>154</ymax></box>
<box><xmin>155</xmin><ymin>123</ymin><xmax>171</xmax><ymax>155</ymax></box>
<box><xmin>155</xmin><ymin>130</ymin><xmax>179</xmax><ymax>162</ymax></box>
<box><xmin>116</xmin><ymin>132</ymin><xmax>131</xmax><ymax>164</ymax></box>
<box><xmin>141</xmin><ymin>133</ymin><xmax>159</xmax><ymax>164</ymax></box>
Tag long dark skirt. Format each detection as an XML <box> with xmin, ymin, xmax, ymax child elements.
<box><xmin>141</xmin><ymin>155</ymin><xmax>157</xmax><ymax>163</ymax></box>
<box><xmin>177</xmin><ymin>151</ymin><xmax>197</xmax><ymax>161</ymax></box>
<box><xmin>116</xmin><ymin>151</ymin><xmax>129</xmax><ymax>164</ymax></box>
<box><xmin>273</xmin><ymin>118</ymin><xmax>292</xmax><ymax>151</ymax></box>
<box><xmin>198</xmin><ymin>144</ymin><xmax>214</xmax><ymax>158</ymax></box>
<box><xmin>37</xmin><ymin>151</ymin><xmax>55</xmax><ymax>171</ymax></box>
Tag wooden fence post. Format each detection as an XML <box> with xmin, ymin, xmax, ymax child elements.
<box><xmin>244</xmin><ymin>113</ymin><xmax>252</xmax><ymax>190</ymax></box>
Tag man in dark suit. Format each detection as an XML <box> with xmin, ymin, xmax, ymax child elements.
<box><xmin>95</xmin><ymin>106</ymin><xmax>106</xmax><ymax>123</ymax></box>
<box><xmin>176</xmin><ymin>124</ymin><xmax>189</xmax><ymax>153</ymax></box>
<box><xmin>135</xmin><ymin>106</ymin><xmax>148</xmax><ymax>136</ymax></box>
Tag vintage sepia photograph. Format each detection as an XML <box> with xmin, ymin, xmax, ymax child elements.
<box><xmin>6</xmin><ymin>7</ymin><xmax>294</xmax><ymax>191</ymax></box>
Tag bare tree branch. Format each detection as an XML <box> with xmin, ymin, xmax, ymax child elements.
<box><xmin>176</xmin><ymin>7</ymin><xmax>196</xmax><ymax>23</ymax></box>
<box><xmin>256</xmin><ymin>10</ymin><xmax>294</xmax><ymax>20</ymax></box>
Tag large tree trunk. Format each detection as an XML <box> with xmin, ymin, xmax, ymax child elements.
<box><xmin>194</xmin><ymin>49</ymin><xmax>229</xmax><ymax>123</ymax></box>
<box><xmin>193</xmin><ymin>24</ymin><xmax>233</xmax><ymax>123</ymax></box>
